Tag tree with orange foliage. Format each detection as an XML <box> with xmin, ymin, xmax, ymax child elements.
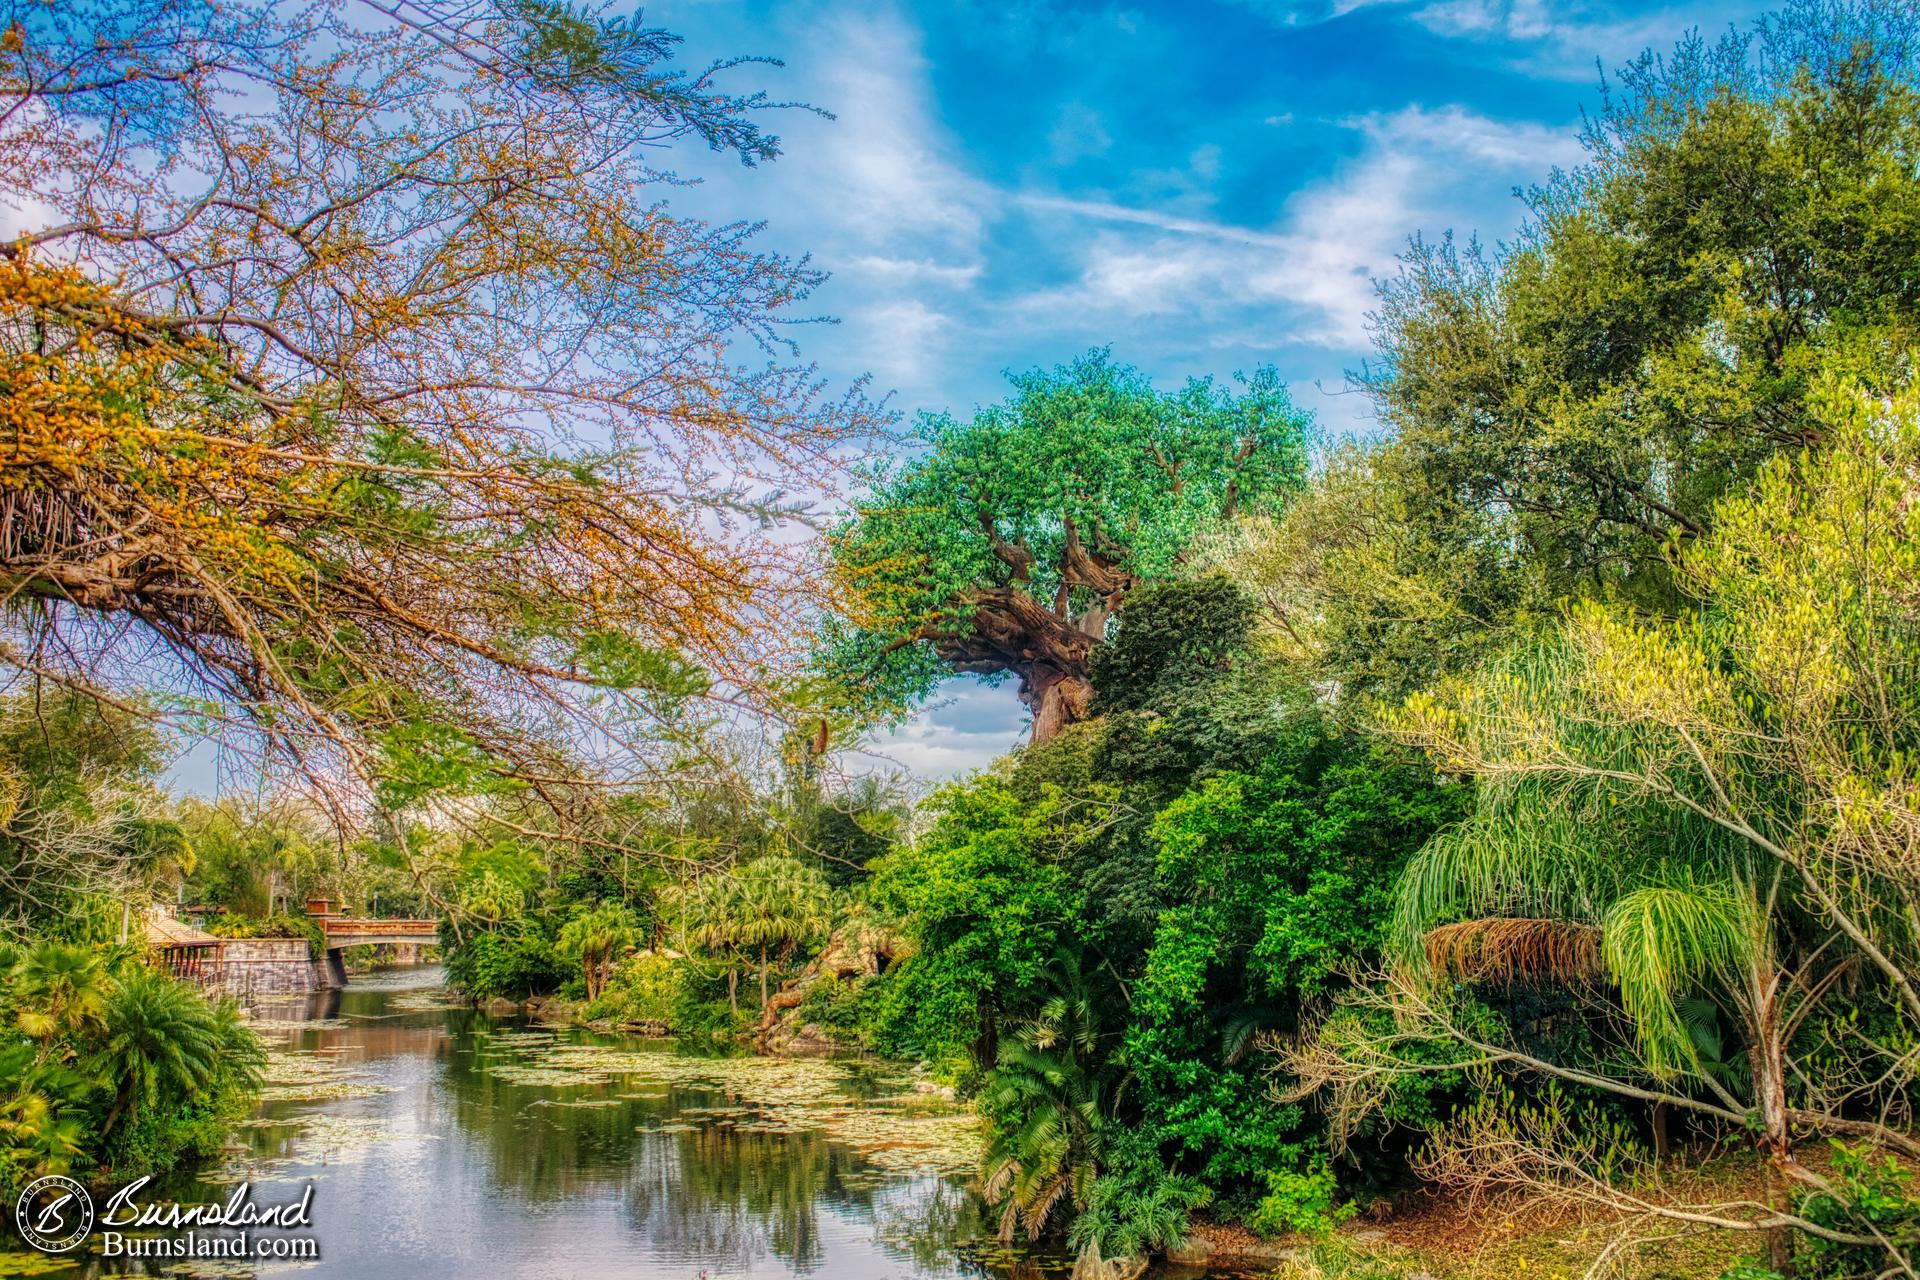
<box><xmin>0</xmin><ymin>0</ymin><xmax>883</xmax><ymax>828</ymax></box>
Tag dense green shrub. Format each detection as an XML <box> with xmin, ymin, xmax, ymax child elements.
<box><xmin>0</xmin><ymin>946</ymin><xmax>264</xmax><ymax>1195</ymax></box>
<box><xmin>205</xmin><ymin>912</ymin><xmax>327</xmax><ymax>960</ymax></box>
<box><xmin>444</xmin><ymin>924</ymin><xmax>569</xmax><ymax>1000</ymax></box>
<box><xmin>583</xmin><ymin>951</ymin><xmax>682</xmax><ymax>1027</ymax></box>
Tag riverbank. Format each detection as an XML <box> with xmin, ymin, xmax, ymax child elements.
<box><xmin>464</xmin><ymin>989</ymin><xmax>876</xmax><ymax>1061</ymax></box>
<box><xmin>7</xmin><ymin>966</ymin><xmax>1028</xmax><ymax>1280</ymax></box>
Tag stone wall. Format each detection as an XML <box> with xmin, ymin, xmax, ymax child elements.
<box><xmin>215</xmin><ymin>937</ymin><xmax>327</xmax><ymax>998</ymax></box>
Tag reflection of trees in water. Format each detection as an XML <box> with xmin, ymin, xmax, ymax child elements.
<box><xmin>438</xmin><ymin>1045</ymin><xmax>662</xmax><ymax>1201</ymax></box>
<box><xmin>435</xmin><ymin>1019</ymin><xmax>969</xmax><ymax>1273</ymax></box>
<box><xmin>625</xmin><ymin>1124</ymin><xmax>875</xmax><ymax>1272</ymax></box>
<box><xmin>873</xmin><ymin>1176</ymin><xmax>993</xmax><ymax>1274</ymax></box>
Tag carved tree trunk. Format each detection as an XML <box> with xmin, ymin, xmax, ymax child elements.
<box><xmin>918</xmin><ymin>514</ymin><xmax>1137</xmax><ymax>743</ymax></box>
<box><xmin>1029</xmin><ymin>668</ymin><xmax>1094</xmax><ymax>744</ymax></box>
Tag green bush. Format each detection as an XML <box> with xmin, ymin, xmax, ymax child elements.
<box><xmin>583</xmin><ymin>951</ymin><xmax>682</xmax><ymax>1027</ymax></box>
<box><xmin>670</xmin><ymin>969</ymin><xmax>746</xmax><ymax>1054</ymax></box>
<box><xmin>444</xmin><ymin>924</ymin><xmax>568</xmax><ymax>999</ymax></box>
<box><xmin>1069</xmin><ymin>1131</ymin><xmax>1213</xmax><ymax>1261</ymax></box>
<box><xmin>204</xmin><ymin>912</ymin><xmax>327</xmax><ymax>960</ymax></box>
<box><xmin>1248</xmin><ymin>1159</ymin><xmax>1355</xmax><ymax>1239</ymax></box>
<box><xmin>795</xmin><ymin>973</ymin><xmax>870</xmax><ymax>1038</ymax></box>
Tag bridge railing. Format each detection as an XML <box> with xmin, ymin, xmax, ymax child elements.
<box><xmin>317</xmin><ymin>917</ymin><xmax>439</xmax><ymax>939</ymax></box>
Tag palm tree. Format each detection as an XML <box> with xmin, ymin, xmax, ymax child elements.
<box><xmin>556</xmin><ymin>902</ymin><xmax>641</xmax><ymax>1001</ymax></box>
<box><xmin>730</xmin><ymin>856</ymin><xmax>833</xmax><ymax>1051</ymax></box>
<box><xmin>680</xmin><ymin>874</ymin><xmax>746</xmax><ymax>1017</ymax></box>
<box><xmin>981</xmin><ymin>951</ymin><xmax>1120</xmax><ymax>1244</ymax></box>
<box><xmin>0</xmin><ymin>1042</ymin><xmax>89</xmax><ymax>1178</ymax></box>
<box><xmin>1387</xmin><ymin>644</ymin><xmax>1811</xmax><ymax>1269</ymax></box>
<box><xmin>91</xmin><ymin>967</ymin><xmax>264</xmax><ymax>1139</ymax></box>
<box><xmin>10</xmin><ymin>941</ymin><xmax>112</xmax><ymax>1051</ymax></box>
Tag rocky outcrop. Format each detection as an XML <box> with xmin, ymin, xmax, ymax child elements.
<box><xmin>1162</xmin><ymin>1222</ymin><xmax>1309</xmax><ymax>1268</ymax></box>
<box><xmin>759</xmin><ymin>920</ymin><xmax>909</xmax><ymax>1055</ymax></box>
<box><xmin>1070</xmin><ymin>1245</ymin><xmax>1147</xmax><ymax>1280</ymax></box>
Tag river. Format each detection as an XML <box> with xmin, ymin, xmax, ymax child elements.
<box><xmin>7</xmin><ymin>965</ymin><xmax>1089</xmax><ymax>1280</ymax></box>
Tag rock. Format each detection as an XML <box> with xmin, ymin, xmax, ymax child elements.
<box><xmin>1163</xmin><ymin>1223</ymin><xmax>1309</xmax><ymax>1267</ymax></box>
<box><xmin>618</xmin><ymin>1018</ymin><xmax>670</xmax><ymax>1037</ymax></box>
<box><xmin>1070</xmin><ymin>1246</ymin><xmax>1147</xmax><ymax>1280</ymax></box>
<box><xmin>482</xmin><ymin>997</ymin><xmax>519</xmax><ymax>1016</ymax></box>
<box><xmin>758</xmin><ymin>920</ymin><xmax>909</xmax><ymax>1055</ymax></box>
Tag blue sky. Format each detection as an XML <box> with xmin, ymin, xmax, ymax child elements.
<box><xmin>648</xmin><ymin>0</ymin><xmax>1772</xmax><ymax>778</ymax></box>
<box><xmin>168</xmin><ymin>0</ymin><xmax>1774</xmax><ymax>794</ymax></box>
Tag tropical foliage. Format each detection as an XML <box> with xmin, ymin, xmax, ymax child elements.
<box><xmin>5</xmin><ymin>2</ymin><xmax>1920</xmax><ymax>1277</ymax></box>
<box><xmin>822</xmin><ymin>352</ymin><xmax>1311</xmax><ymax>741</ymax></box>
<box><xmin>0</xmin><ymin>940</ymin><xmax>263</xmax><ymax>1194</ymax></box>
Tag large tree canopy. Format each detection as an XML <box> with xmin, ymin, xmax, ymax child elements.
<box><xmin>0</xmin><ymin>0</ymin><xmax>882</xmax><ymax>818</ymax></box>
<box><xmin>1227</xmin><ymin>4</ymin><xmax>1920</xmax><ymax>708</ymax></box>
<box><xmin>1374</xmin><ymin>14</ymin><xmax>1920</xmax><ymax>583</ymax></box>
<box><xmin>821</xmin><ymin>352</ymin><xmax>1310</xmax><ymax>742</ymax></box>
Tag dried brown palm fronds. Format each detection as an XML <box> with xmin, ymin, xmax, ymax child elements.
<box><xmin>1423</xmin><ymin>916</ymin><xmax>1606</xmax><ymax>986</ymax></box>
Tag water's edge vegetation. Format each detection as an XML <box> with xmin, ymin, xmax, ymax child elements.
<box><xmin>4</xmin><ymin>2</ymin><xmax>1920</xmax><ymax>1279</ymax></box>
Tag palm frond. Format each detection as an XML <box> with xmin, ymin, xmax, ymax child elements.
<box><xmin>1601</xmin><ymin>882</ymin><xmax>1756</xmax><ymax>1079</ymax></box>
<box><xmin>1423</xmin><ymin>917</ymin><xmax>1606</xmax><ymax>985</ymax></box>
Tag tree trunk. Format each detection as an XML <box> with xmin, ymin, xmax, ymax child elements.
<box><xmin>1750</xmin><ymin>965</ymin><xmax>1795</xmax><ymax>1276</ymax></box>
<box><xmin>101</xmin><ymin>1080</ymin><xmax>133</xmax><ymax>1139</ymax></box>
<box><xmin>1029</xmin><ymin>669</ymin><xmax>1095</xmax><ymax>745</ymax></box>
<box><xmin>933</xmin><ymin>585</ymin><xmax>1109</xmax><ymax>745</ymax></box>
<box><xmin>727</xmin><ymin>966</ymin><xmax>738</xmax><ymax>1017</ymax></box>
<box><xmin>758</xmin><ymin>978</ymin><xmax>809</xmax><ymax>1053</ymax></box>
<box><xmin>759</xmin><ymin>945</ymin><xmax>770</xmax><ymax>1021</ymax></box>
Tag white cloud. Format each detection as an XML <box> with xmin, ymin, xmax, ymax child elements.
<box><xmin>675</xmin><ymin>2</ymin><xmax>996</xmax><ymax>407</ymax></box>
<box><xmin>841</xmin><ymin>254</ymin><xmax>984</xmax><ymax>288</ymax></box>
<box><xmin>857</xmin><ymin>298</ymin><xmax>956</xmax><ymax>386</ymax></box>
<box><xmin>1237</xmin><ymin>0</ymin><xmax>1765</xmax><ymax>81</ymax></box>
<box><xmin>802</xmin><ymin>11</ymin><xmax>990</xmax><ymax>254</ymax></box>
<box><xmin>857</xmin><ymin>679</ymin><xmax>1025</xmax><ymax>779</ymax></box>
<box><xmin>1010</xmin><ymin>105</ymin><xmax>1579</xmax><ymax>351</ymax></box>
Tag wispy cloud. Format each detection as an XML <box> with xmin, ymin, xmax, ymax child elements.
<box><xmin>654</xmin><ymin>0</ymin><xmax>1688</xmax><ymax>776</ymax></box>
<box><xmin>1235</xmin><ymin>0</ymin><xmax>1767</xmax><ymax>80</ymax></box>
<box><xmin>1010</xmin><ymin>105</ymin><xmax>1579</xmax><ymax>350</ymax></box>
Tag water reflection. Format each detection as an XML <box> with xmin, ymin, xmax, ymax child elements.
<box><xmin>6</xmin><ymin>966</ymin><xmax>1051</xmax><ymax>1280</ymax></box>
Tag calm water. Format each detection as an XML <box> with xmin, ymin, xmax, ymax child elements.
<box><xmin>8</xmin><ymin>966</ymin><xmax>1081</xmax><ymax>1280</ymax></box>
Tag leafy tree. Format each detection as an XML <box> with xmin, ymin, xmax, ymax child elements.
<box><xmin>1371</xmin><ymin>8</ymin><xmax>1920</xmax><ymax>587</ymax></box>
<box><xmin>0</xmin><ymin>0</ymin><xmax>884</xmax><ymax>832</ymax></box>
<box><xmin>868</xmin><ymin>778</ymin><xmax>1076</xmax><ymax>1066</ymax></box>
<box><xmin>178</xmin><ymin>797</ymin><xmax>336</xmax><ymax>918</ymax></box>
<box><xmin>0</xmin><ymin>1040</ymin><xmax>87</xmax><ymax>1187</ymax></box>
<box><xmin>1211</xmin><ymin>443</ymin><xmax>1547</xmax><ymax>704</ymax></box>
<box><xmin>1125</xmin><ymin>723</ymin><xmax>1462</xmax><ymax>1212</ymax></box>
<box><xmin>729</xmin><ymin>856</ymin><xmax>833</xmax><ymax>1050</ymax></box>
<box><xmin>0</xmin><ymin>942</ymin><xmax>264</xmax><ymax>1191</ymax></box>
<box><xmin>0</xmin><ymin>689</ymin><xmax>188</xmax><ymax>939</ymax></box>
<box><xmin>1085</xmin><ymin>575</ymin><xmax>1256</xmax><ymax>716</ymax></box>
<box><xmin>1289</xmin><ymin>374</ymin><xmax>1920</xmax><ymax>1276</ymax></box>
<box><xmin>1234</xmin><ymin>4</ymin><xmax>1920</xmax><ymax>705</ymax></box>
<box><xmin>781</xmin><ymin>775</ymin><xmax>907</xmax><ymax>888</ymax></box>
<box><xmin>556</xmin><ymin>901</ymin><xmax>643</xmax><ymax>1002</ymax></box>
<box><xmin>824</xmin><ymin>351</ymin><xmax>1309</xmax><ymax>742</ymax></box>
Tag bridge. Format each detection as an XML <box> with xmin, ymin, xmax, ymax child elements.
<box><xmin>307</xmin><ymin>899</ymin><xmax>439</xmax><ymax>986</ymax></box>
